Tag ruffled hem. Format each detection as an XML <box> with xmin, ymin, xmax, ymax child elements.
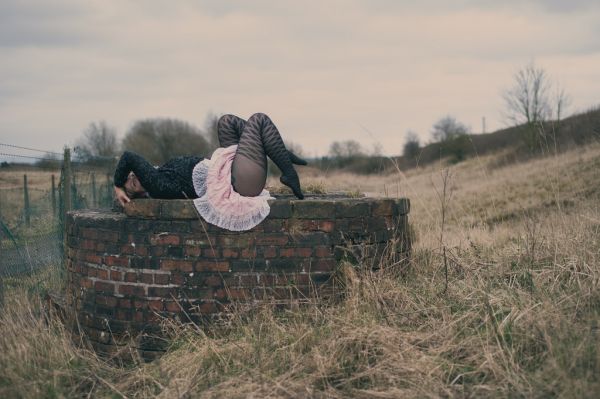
<box><xmin>193</xmin><ymin>193</ymin><xmax>272</xmax><ymax>232</ymax></box>
<box><xmin>191</xmin><ymin>145</ymin><xmax>273</xmax><ymax>231</ymax></box>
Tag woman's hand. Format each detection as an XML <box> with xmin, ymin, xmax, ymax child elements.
<box><xmin>114</xmin><ymin>186</ymin><xmax>131</xmax><ymax>207</ymax></box>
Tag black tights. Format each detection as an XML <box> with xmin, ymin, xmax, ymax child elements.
<box><xmin>217</xmin><ymin>113</ymin><xmax>298</xmax><ymax>197</ymax></box>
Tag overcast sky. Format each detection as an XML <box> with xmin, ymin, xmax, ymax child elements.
<box><xmin>1</xmin><ymin>0</ymin><xmax>599</xmax><ymax>161</ymax></box>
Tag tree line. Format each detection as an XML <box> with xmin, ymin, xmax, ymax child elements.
<box><xmin>72</xmin><ymin>62</ymin><xmax>588</xmax><ymax>175</ymax></box>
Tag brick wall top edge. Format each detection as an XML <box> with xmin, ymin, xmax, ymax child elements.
<box><xmin>70</xmin><ymin>197</ymin><xmax>409</xmax><ymax>221</ymax></box>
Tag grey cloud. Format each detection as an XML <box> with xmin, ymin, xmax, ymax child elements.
<box><xmin>0</xmin><ymin>0</ymin><xmax>92</xmax><ymax>47</ymax></box>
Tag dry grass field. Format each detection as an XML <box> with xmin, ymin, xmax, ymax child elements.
<box><xmin>1</xmin><ymin>142</ymin><xmax>599</xmax><ymax>398</ymax></box>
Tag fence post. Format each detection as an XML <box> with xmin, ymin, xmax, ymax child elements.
<box><xmin>63</xmin><ymin>148</ymin><xmax>72</xmax><ymax>214</ymax></box>
<box><xmin>23</xmin><ymin>174</ymin><xmax>31</xmax><ymax>227</ymax></box>
<box><xmin>106</xmin><ymin>173</ymin><xmax>112</xmax><ymax>207</ymax></box>
<box><xmin>51</xmin><ymin>174</ymin><xmax>56</xmax><ymax>217</ymax></box>
<box><xmin>91</xmin><ymin>172</ymin><xmax>97</xmax><ymax>208</ymax></box>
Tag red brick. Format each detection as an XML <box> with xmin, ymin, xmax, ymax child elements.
<box><xmin>227</xmin><ymin>288</ymin><xmax>251</xmax><ymax>300</ymax></box>
<box><xmin>263</xmin><ymin>247</ymin><xmax>277</xmax><ymax>258</ymax></box>
<box><xmin>133</xmin><ymin>300</ymin><xmax>147</xmax><ymax>309</ymax></box>
<box><xmin>96</xmin><ymin>269</ymin><xmax>109</xmax><ymax>280</ymax></box>
<box><xmin>81</xmin><ymin>239</ymin><xmax>96</xmax><ymax>250</ymax></box>
<box><xmin>84</xmin><ymin>253</ymin><xmax>102</xmax><ymax>265</ymax></box>
<box><xmin>203</xmin><ymin>248</ymin><xmax>219</xmax><ymax>258</ymax></box>
<box><xmin>301</xmin><ymin>220</ymin><xmax>319</xmax><ymax>231</ymax></box>
<box><xmin>115</xmin><ymin>309</ymin><xmax>132</xmax><ymax>321</ymax></box>
<box><xmin>136</xmin><ymin>246</ymin><xmax>148</xmax><ymax>256</ymax></box>
<box><xmin>295</xmin><ymin>247</ymin><xmax>312</xmax><ymax>257</ymax></box>
<box><xmin>222</xmin><ymin>248</ymin><xmax>239</xmax><ymax>258</ymax></box>
<box><xmin>149</xmin><ymin>300</ymin><xmax>163</xmax><ymax>311</ymax></box>
<box><xmin>99</xmin><ymin>230</ymin><xmax>120</xmax><ymax>243</ymax></box>
<box><xmin>150</xmin><ymin>234</ymin><xmax>180</xmax><ymax>246</ymax></box>
<box><xmin>204</xmin><ymin>275</ymin><xmax>223</xmax><ymax>287</ymax></box>
<box><xmin>280</xmin><ymin>248</ymin><xmax>294</xmax><ymax>258</ymax></box>
<box><xmin>133</xmin><ymin>311</ymin><xmax>144</xmax><ymax>322</ymax></box>
<box><xmin>318</xmin><ymin>220</ymin><xmax>335</xmax><ymax>233</ymax></box>
<box><xmin>185</xmin><ymin>246</ymin><xmax>201</xmax><ymax>257</ymax></box>
<box><xmin>125</xmin><ymin>272</ymin><xmax>137</xmax><ymax>283</ymax></box>
<box><xmin>198</xmin><ymin>302</ymin><xmax>217</xmax><ymax>314</ymax></box>
<box><xmin>161</xmin><ymin>259</ymin><xmax>193</xmax><ymax>272</ymax></box>
<box><xmin>120</xmin><ymin>244</ymin><xmax>135</xmax><ymax>255</ymax></box>
<box><xmin>165</xmin><ymin>301</ymin><xmax>181</xmax><ymax>313</ymax></box>
<box><xmin>94</xmin><ymin>281</ymin><xmax>115</xmax><ymax>294</ymax></box>
<box><xmin>148</xmin><ymin>286</ymin><xmax>171</xmax><ymax>297</ymax></box>
<box><xmin>110</xmin><ymin>270</ymin><xmax>123</xmax><ymax>281</ymax></box>
<box><xmin>104</xmin><ymin>256</ymin><xmax>129</xmax><ymax>267</ymax></box>
<box><xmin>81</xmin><ymin>228</ymin><xmax>98</xmax><ymax>239</ymax></box>
<box><xmin>81</xmin><ymin>278</ymin><xmax>93</xmax><ymax>289</ymax></box>
<box><xmin>118</xmin><ymin>284</ymin><xmax>146</xmax><ymax>297</ymax></box>
<box><xmin>315</xmin><ymin>246</ymin><xmax>332</xmax><ymax>257</ymax></box>
<box><xmin>95</xmin><ymin>242</ymin><xmax>106</xmax><ymax>252</ymax></box>
<box><xmin>118</xmin><ymin>298</ymin><xmax>132</xmax><ymax>308</ymax></box>
<box><xmin>213</xmin><ymin>288</ymin><xmax>227</xmax><ymax>300</ymax></box>
<box><xmin>239</xmin><ymin>274</ymin><xmax>258</xmax><ymax>286</ymax></box>
<box><xmin>171</xmin><ymin>273</ymin><xmax>185</xmax><ymax>285</ymax></box>
<box><xmin>154</xmin><ymin>273</ymin><xmax>170</xmax><ymax>285</ymax></box>
<box><xmin>141</xmin><ymin>273</ymin><xmax>154</xmax><ymax>284</ymax></box>
<box><xmin>241</xmin><ymin>248</ymin><xmax>257</xmax><ymax>258</ymax></box>
<box><xmin>195</xmin><ymin>261</ymin><xmax>229</xmax><ymax>272</ymax></box>
<box><xmin>313</xmin><ymin>259</ymin><xmax>336</xmax><ymax>272</ymax></box>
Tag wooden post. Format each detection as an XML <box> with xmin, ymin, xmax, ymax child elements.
<box><xmin>23</xmin><ymin>174</ymin><xmax>30</xmax><ymax>227</ymax></box>
<box><xmin>63</xmin><ymin>148</ymin><xmax>72</xmax><ymax>214</ymax></box>
<box><xmin>91</xmin><ymin>172</ymin><xmax>97</xmax><ymax>208</ymax></box>
<box><xmin>51</xmin><ymin>174</ymin><xmax>57</xmax><ymax>217</ymax></box>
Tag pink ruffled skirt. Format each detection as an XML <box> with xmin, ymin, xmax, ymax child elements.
<box><xmin>192</xmin><ymin>145</ymin><xmax>274</xmax><ymax>231</ymax></box>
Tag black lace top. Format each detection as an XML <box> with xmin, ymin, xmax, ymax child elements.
<box><xmin>114</xmin><ymin>151</ymin><xmax>204</xmax><ymax>199</ymax></box>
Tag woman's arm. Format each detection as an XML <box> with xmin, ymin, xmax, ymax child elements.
<box><xmin>113</xmin><ymin>151</ymin><xmax>158</xmax><ymax>187</ymax></box>
<box><xmin>114</xmin><ymin>151</ymin><xmax>193</xmax><ymax>199</ymax></box>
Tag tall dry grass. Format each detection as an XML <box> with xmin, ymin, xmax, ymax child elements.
<box><xmin>1</xmin><ymin>143</ymin><xmax>599</xmax><ymax>398</ymax></box>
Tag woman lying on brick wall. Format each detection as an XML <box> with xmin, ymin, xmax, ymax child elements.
<box><xmin>113</xmin><ymin>113</ymin><xmax>307</xmax><ymax>231</ymax></box>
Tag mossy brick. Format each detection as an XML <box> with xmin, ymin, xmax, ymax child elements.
<box><xmin>268</xmin><ymin>200</ymin><xmax>292</xmax><ymax>218</ymax></box>
<box><xmin>292</xmin><ymin>232</ymin><xmax>331</xmax><ymax>246</ymax></box>
<box><xmin>335</xmin><ymin>200</ymin><xmax>371</xmax><ymax>218</ymax></box>
<box><xmin>219</xmin><ymin>234</ymin><xmax>254</xmax><ymax>247</ymax></box>
<box><xmin>261</xmin><ymin>219</ymin><xmax>288</xmax><ymax>232</ymax></box>
<box><xmin>292</xmin><ymin>200</ymin><xmax>336</xmax><ymax>219</ymax></box>
<box><xmin>161</xmin><ymin>200</ymin><xmax>197</xmax><ymax>219</ymax></box>
<box><xmin>183</xmin><ymin>237</ymin><xmax>214</xmax><ymax>247</ymax></box>
<box><xmin>124</xmin><ymin>219</ymin><xmax>154</xmax><ymax>233</ymax></box>
<box><xmin>230</xmin><ymin>259</ymin><xmax>269</xmax><ymax>272</ymax></box>
<box><xmin>371</xmin><ymin>199</ymin><xmax>396</xmax><ymax>216</ymax></box>
<box><xmin>124</xmin><ymin>199</ymin><xmax>161</xmax><ymax>218</ymax></box>
<box><xmin>395</xmin><ymin>198</ymin><xmax>410</xmax><ymax>215</ymax></box>
<box><xmin>167</xmin><ymin>246</ymin><xmax>184</xmax><ymax>258</ymax></box>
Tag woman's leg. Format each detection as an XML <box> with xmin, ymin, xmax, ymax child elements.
<box><xmin>217</xmin><ymin>114</ymin><xmax>246</xmax><ymax>148</ymax></box>
<box><xmin>231</xmin><ymin>113</ymin><xmax>304</xmax><ymax>199</ymax></box>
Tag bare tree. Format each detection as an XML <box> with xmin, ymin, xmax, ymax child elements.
<box><xmin>203</xmin><ymin>112</ymin><xmax>221</xmax><ymax>151</ymax></box>
<box><xmin>503</xmin><ymin>62</ymin><xmax>552</xmax><ymax>126</ymax></box>
<box><xmin>431</xmin><ymin>116</ymin><xmax>469</xmax><ymax>142</ymax></box>
<box><xmin>74</xmin><ymin>121</ymin><xmax>119</xmax><ymax>163</ymax></box>
<box><xmin>403</xmin><ymin>130</ymin><xmax>421</xmax><ymax>161</ymax></box>
<box><xmin>122</xmin><ymin>118</ymin><xmax>211</xmax><ymax>165</ymax></box>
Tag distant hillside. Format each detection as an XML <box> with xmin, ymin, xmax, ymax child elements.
<box><xmin>395</xmin><ymin>106</ymin><xmax>600</xmax><ymax>170</ymax></box>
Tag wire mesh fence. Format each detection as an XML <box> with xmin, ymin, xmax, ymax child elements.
<box><xmin>0</xmin><ymin>147</ymin><xmax>117</xmax><ymax>301</ymax></box>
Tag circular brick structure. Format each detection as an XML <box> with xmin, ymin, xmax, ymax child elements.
<box><xmin>65</xmin><ymin>195</ymin><xmax>410</xmax><ymax>359</ymax></box>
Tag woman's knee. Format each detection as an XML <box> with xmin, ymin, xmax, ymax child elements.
<box><xmin>248</xmin><ymin>112</ymin><xmax>270</xmax><ymax>124</ymax></box>
<box><xmin>217</xmin><ymin>114</ymin><xmax>235</xmax><ymax>130</ymax></box>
